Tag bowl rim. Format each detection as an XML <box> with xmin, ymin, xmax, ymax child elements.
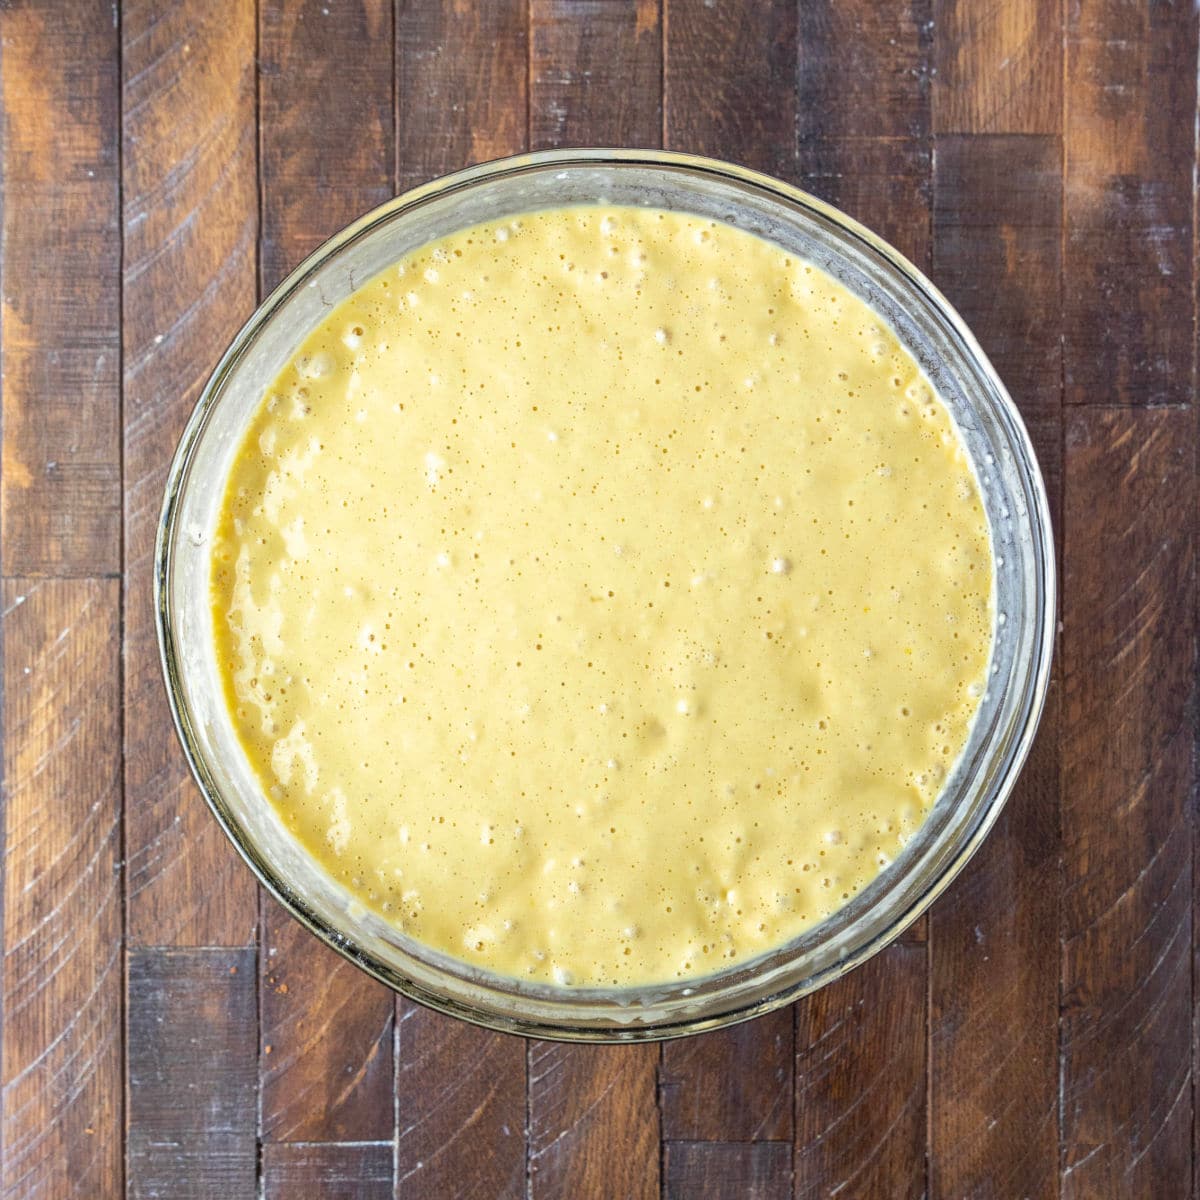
<box><xmin>155</xmin><ymin>147</ymin><xmax>1056</xmax><ymax>1041</ymax></box>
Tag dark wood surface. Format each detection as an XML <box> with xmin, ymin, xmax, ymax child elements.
<box><xmin>1</xmin><ymin>2</ymin><xmax>1196</xmax><ymax>1196</ymax></box>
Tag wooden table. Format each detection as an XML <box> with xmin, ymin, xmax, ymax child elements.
<box><xmin>3</xmin><ymin>2</ymin><xmax>1196</xmax><ymax>1196</ymax></box>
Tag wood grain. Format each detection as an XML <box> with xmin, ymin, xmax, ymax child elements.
<box><xmin>394</xmin><ymin>1001</ymin><xmax>526</xmax><ymax>1200</ymax></box>
<box><xmin>927</xmin><ymin>133</ymin><xmax>1062</xmax><ymax>1200</ymax></box>
<box><xmin>528</xmin><ymin>1041</ymin><xmax>660</xmax><ymax>1199</ymax></box>
<box><xmin>801</xmin><ymin>138</ymin><xmax>934</xmax><ymax>282</ymax></box>
<box><xmin>1061</xmin><ymin>407</ymin><xmax>1196</xmax><ymax>1197</ymax></box>
<box><xmin>1064</xmin><ymin>0</ymin><xmax>1197</xmax><ymax>405</ymax></box>
<box><xmin>799</xmin><ymin>0</ymin><xmax>931</xmax><ymax>143</ymax></box>
<box><xmin>664</xmin><ymin>1141</ymin><xmax>792</xmax><ymax>1200</ymax></box>
<box><xmin>930</xmin><ymin>690</ymin><xmax>1060</xmax><ymax>1199</ymax></box>
<box><xmin>0</xmin><ymin>2</ymin><xmax>121</xmax><ymax>576</ymax></box>
<box><xmin>121</xmin><ymin>0</ymin><xmax>259</xmax><ymax>947</ymax></box>
<box><xmin>259</xmin><ymin>0</ymin><xmax>394</xmax><ymax>291</ymax></box>
<box><xmin>932</xmin><ymin>134</ymin><xmax>1062</xmax><ymax>527</ymax></box>
<box><xmin>1</xmin><ymin>580</ymin><xmax>121</xmax><ymax>1199</ymax></box>
<box><xmin>794</xmin><ymin>944</ymin><xmax>927</xmax><ymax>1200</ymax></box>
<box><xmin>261</xmin><ymin>1142</ymin><xmax>392</xmax><ymax>1200</ymax></box>
<box><xmin>395</xmin><ymin>0</ymin><xmax>528</xmax><ymax>192</ymax></box>
<box><xmin>797</xmin><ymin>1</ymin><xmax>931</xmax><ymax>272</ymax></box>
<box><xmin>660</xmin><ymin>1012</ymin><xmax>792</xmax><ymax>1141</ymax></box>
<box><xmin>126</xmin><ymin>948</ymin><xmax>257</xmax><ymax>1199</ymax></box>
<box><xmin>260</xmin><ymin>901</ymin><xmax>394</xmax><ymax>1142</ymax></box>
<box><xmin>933</xmin><ymin>0</ymin><xmax>1061</xmax><ymax>134</ymax></box>
<box><xmin>664</xmin><ymin>0</ymin><xmax>798</xmax><ymax>179</ymax></box>
<box><xmin>256</xmin><ymin>0</ymin><xmax>398</xmax><ymax>1159</ymax></box>
<box><xmin>530</xmin><ymin>0</ymin><xmax>662</xmax><ymax>150</ymax></box>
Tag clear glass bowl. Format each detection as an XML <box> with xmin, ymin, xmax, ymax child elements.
<box><xmin>156</xmin><ymin>149</ymin><xmax>1055</xmax><ymax>1041</ymax></box>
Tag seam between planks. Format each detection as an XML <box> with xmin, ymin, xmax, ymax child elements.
<box><xmin>1192</xmin><ymin>14</ymin><xmax>1200</xmax><ymax>1200</ymax></box>
<box><xmin>1056</xmin><ymin>0</ymin><xmax>1068</xmax><ymax>1177</ymax></box>
<box><xmin>117</xmin><ymin>0</ymin><xmax>130</xmax><ymax>1195</ymax></box>
<box><xmin>0</xmin><ymin>573</ymin><xmax>123</xmax><ymax>582</ymax></box>
<box><xmin>1058</xmin><ymin>0</ymin><xmax>1069</xmax><ymax>1173</ymax></box>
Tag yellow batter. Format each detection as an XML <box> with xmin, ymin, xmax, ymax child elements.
<box><xmin>213</xmin><ymin>207</ymin><xmax>993</xmax><ymax>987</ymax></box>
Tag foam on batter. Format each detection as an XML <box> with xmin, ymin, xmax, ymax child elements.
<box><xmin>212</xmin><ymin>206</ymin><xmax>993</xmax><ymax>986</ymax></box>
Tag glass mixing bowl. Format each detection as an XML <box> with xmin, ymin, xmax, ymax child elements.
<box><xmin>156</xmin><ymin>149</ymin><xmax>1055</xmax><ymax>1041</ymax></box>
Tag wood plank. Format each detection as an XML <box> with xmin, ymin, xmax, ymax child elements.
<box><xmin>1</xmin><ymin>580</ymin><xmax>121</xmax><ymax>1198</ymax></box>
<box><xmin>798</xmin><ymin>0</ymin><xmax>931</xmax><ymax>143</ymax></box>
<box><xmin>929</xmin><ymin>688</ymin><xmax>1060</xmax><ymax>1199</ymax></box>
<box><xmin>794</xmin><ymin>943</ymin><xmax>927</xmax><ymax>1200</ymax></box>
<box><xmin>528</xmin><ymin>1041</ymin><xmax>659</xmax><ymax>1199</ymax></box>
<box><xmin>261</xmin><ymin>1142</ymin><xmax>392</xmax><ymax>1200</ymax></box>
<box><xmin>256</xmin><ymin>0</ymin><xmax>397</xmax><ymax>1158</ymax></box>
<box><xmin>260</xmin><ymin>901</ymin><xmax>394</xmax><ymax>1141</ymax></box>
<box><xmin>933</xmin><ymin>0</ymin><xmax>1061</xmax><ymax>134</ymax></box>
<box><xmin>121</xmin><ymin>0</ymin><xmax>259</xmax><ymax>946</ymax></box>
<box><xmin>797</xmin><ymin>1</ymin><xmax>932</xmax><ymax>272</ymax></box>
<box><xmin>395</xmin><ymin>0</ymin><xmax>528</xmax><ymax>192</ymax></box>
<box><xmin>932</xmin><ymin>135</ymin><xmax>1062</xmax><ymax>528</ymax></box>
<box><xmin>664</xmin><ymin>1141</ymin><xmax>792</xmax><ymax>1200</ymax></box>
<box><xmin>664</xmin><ymin>0</ymin><xmax>798</xmax><ymax>179</ymax></box>
<box><xmin>927</xmin><ymin>132</ymin><xmax>1062</xmax><ymax>1199</ymax></box>
<box><xmin>394</xmin><ymin>1001</ymin><xmax>526</xmax><ymax>1200</ymax></box>
<box><xmin>0</xmin><ymin>1</ymin><xmax>120</xmax><ymax>575</ymax></box>
<box><xmin>801</xmin><ymin>139</ymin><xmax>932</xmax><ymax>278</ymax></box>
<box><xmin>660</xmin><ymin>1011</ymin><xmax>792</xmax><ymax>1141</ymax></box>
<box><xmin>1061</xmin><ymin>407</ymin><xmax>1195</xmax><ymax>1197</ymax></box>
<box><xmin>1064</xmin><ymin>1</ymin><xmax>1197</xmax><ymax>404</ymax></box>
<box><xmin>126</xmin><ymin>948</ymin><xmax>257</xmax><ymax>1199</ymax></box>
<box><xmin>530</xmin><ymin>0</ymin><xmax>661</xmax><ymax>150</ymax></box>
<box><xmin>259</xmin><ymin>0</ymin><xmax>394</xmax><ymax>290</ymax></box>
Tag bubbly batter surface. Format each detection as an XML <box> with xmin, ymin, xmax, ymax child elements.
<box><xmin>213</xmin><ymin>206</ymin><xmax>993</xmax><ymax>987</ymax></box>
